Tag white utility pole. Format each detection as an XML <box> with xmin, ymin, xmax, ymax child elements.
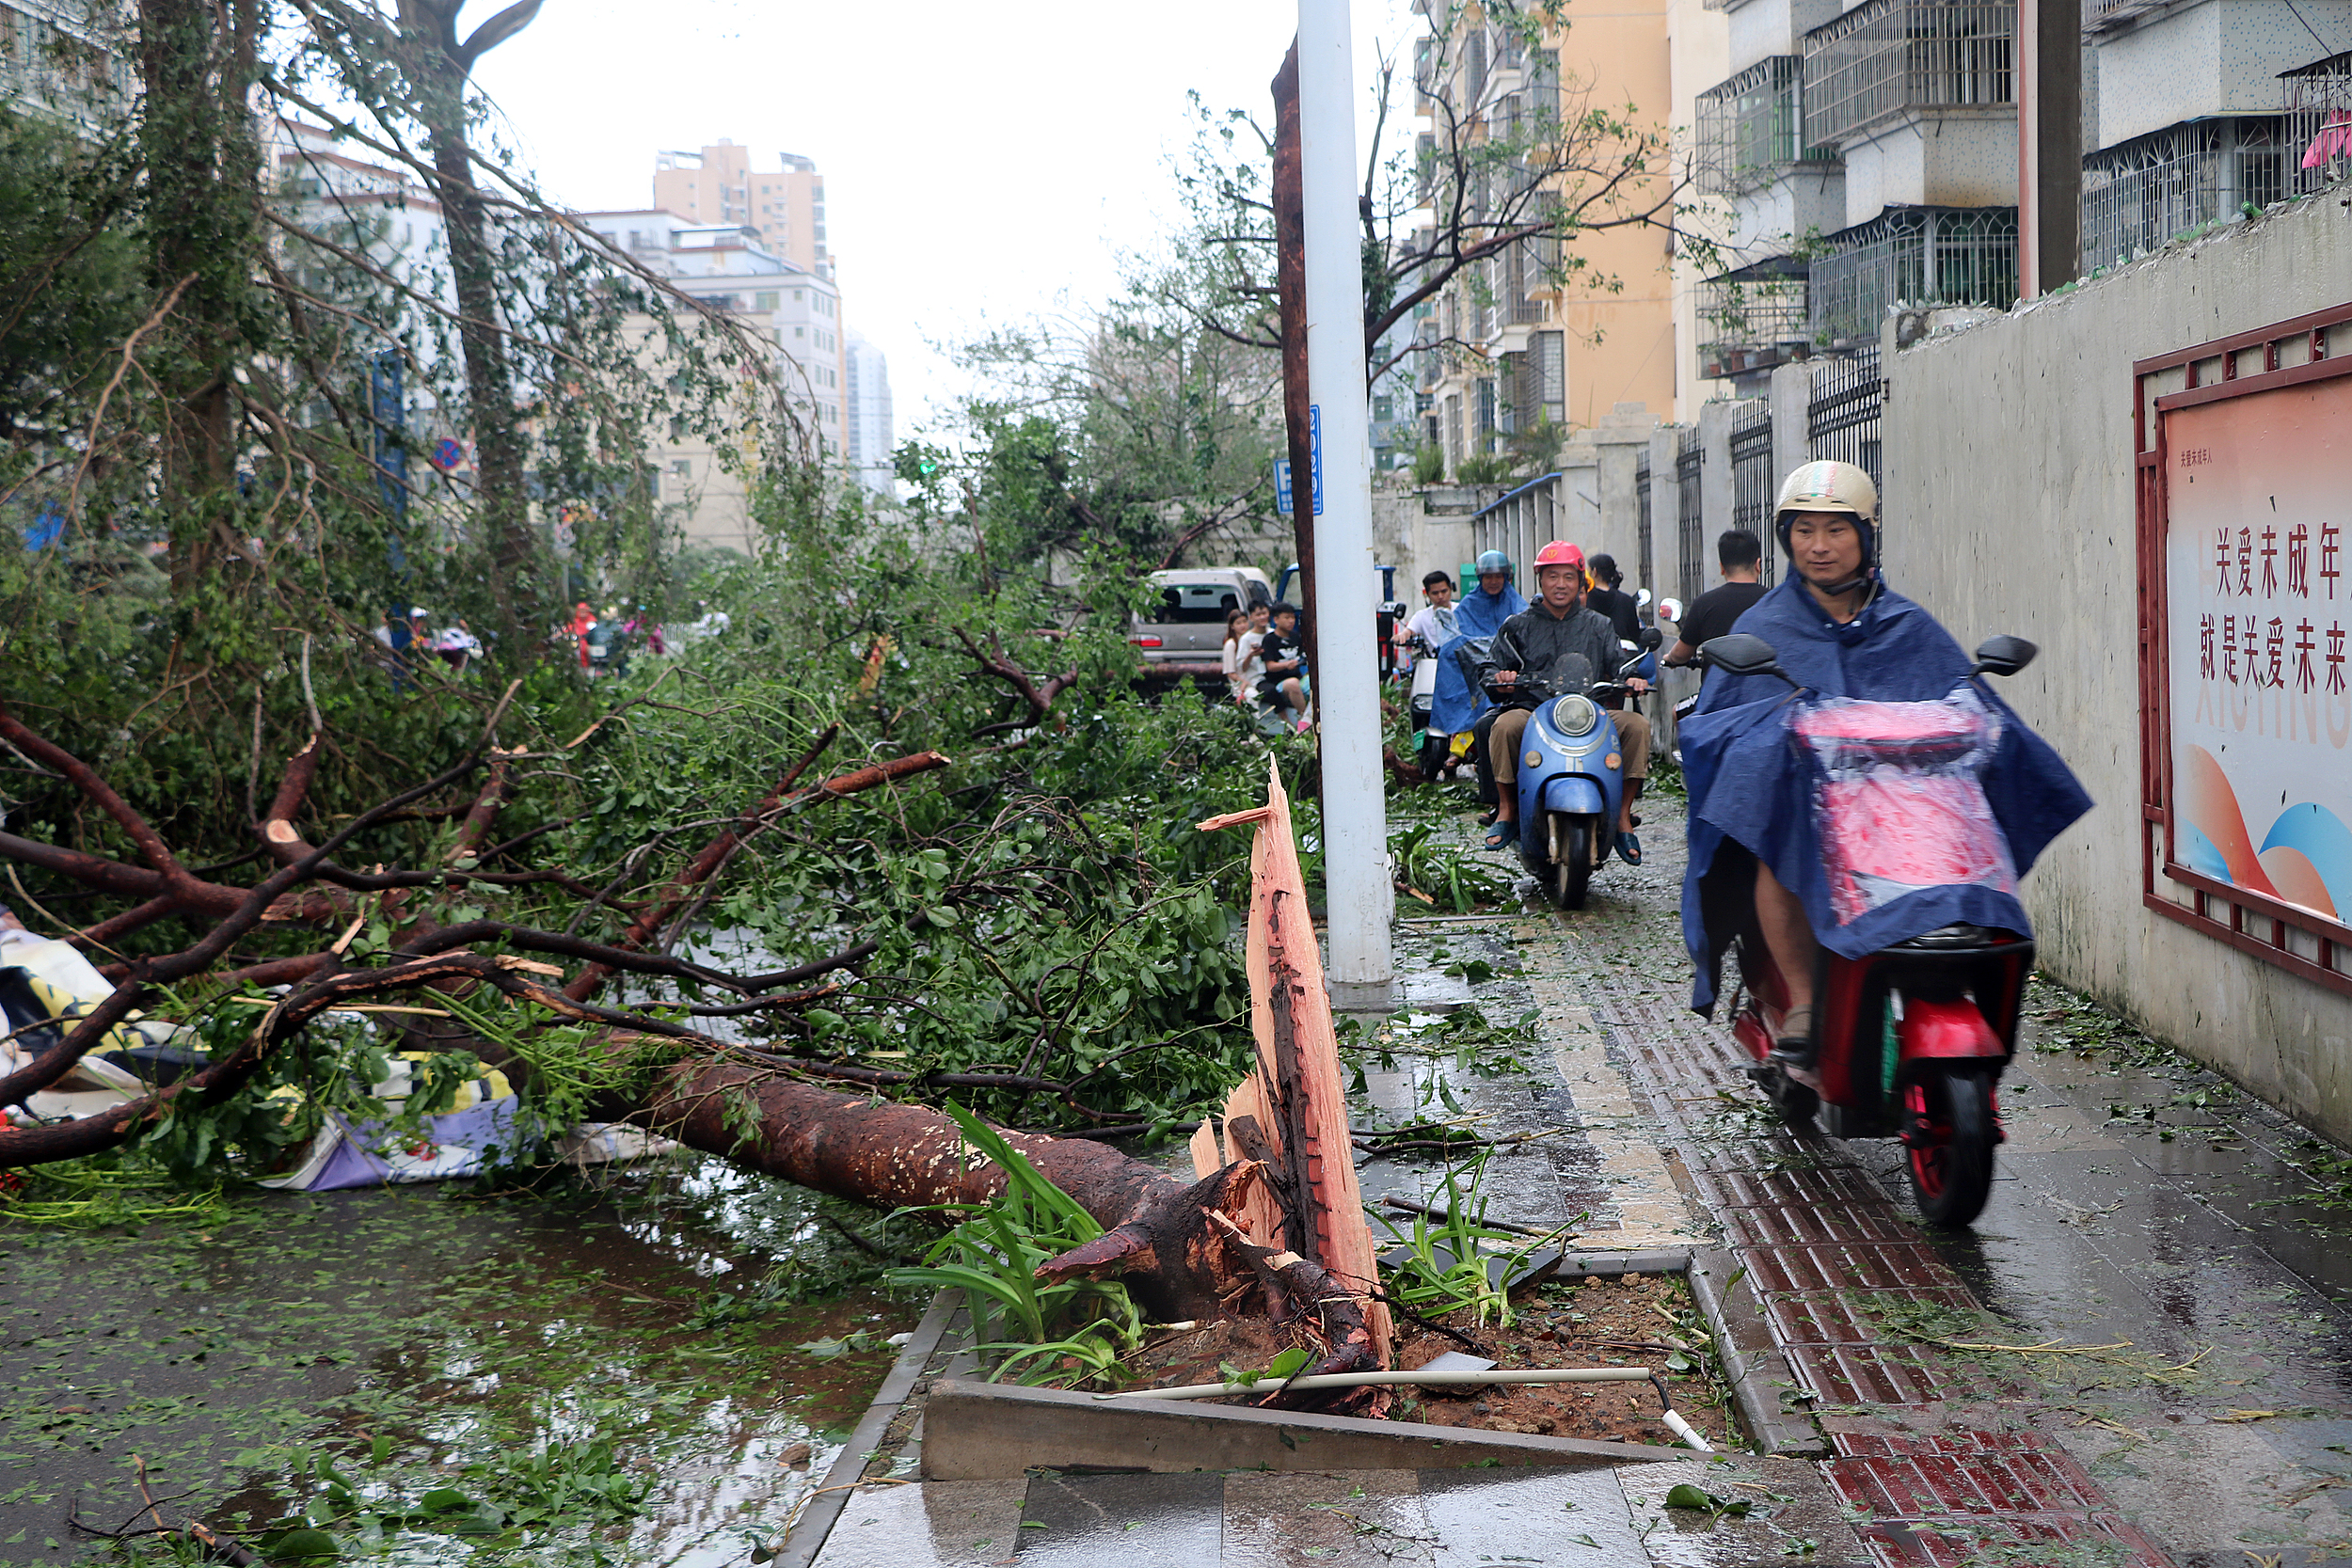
<box><xmin>1295</xmin><ymin>0</ymin><xmax>1391</xmax><ymax>998</ymax></box>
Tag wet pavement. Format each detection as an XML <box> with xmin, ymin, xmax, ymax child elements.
<box><xmin>0</xmin><ymin>1165</ymin><xmax>916</xmax><ymax>1564</ymax></box>
<box><xmin>806</xmin><ymin>784</ymin><xmax>2352</xmax><ymax>1565</ymax></box>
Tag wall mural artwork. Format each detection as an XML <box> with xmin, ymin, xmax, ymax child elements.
<box><xmin>2165</xmin><ymin>384</ymin><xmax>2352</xmax><ymax>919</ymax></box>
<box><xmin>2138</xmin><ymin>307</ymin><xmax>2352</xmax><ymax>995</ymax></box>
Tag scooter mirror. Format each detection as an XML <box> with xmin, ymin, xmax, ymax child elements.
<box><xmin>1635</xmin><ymin>587</ymin><xmax>1653</xmax><ymax>610</ymax></box>
<box><xmin>1971</xmin><ymin>634</ymin><xmax>2038</xmax><ymax>678</ymax></box>
<box><xmin>1638</xmin><ymin>626</ymin><xmax>1664</xmax><ymax>651</ymax></box>
<box><xmin>1701</xmin><ymin>632</ymin><xmax>1788</xmax><ymax>679</ymax></box>
<box><xmin>1657</xmin><ymin>597</ymin><xmax>1684</xmax><ymax>624</ymax></box>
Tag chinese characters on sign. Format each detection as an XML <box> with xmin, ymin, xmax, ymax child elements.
<box><xmin>2165</xmin><ymin>379</ymin><xmax>2352</xmax><ymax>928</ymax></box>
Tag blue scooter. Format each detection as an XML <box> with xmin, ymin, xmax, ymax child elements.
<box><xmin>1486</xmin><ymin>631</ymin><xmax>1661</xmax><ymax>909</ymax></box>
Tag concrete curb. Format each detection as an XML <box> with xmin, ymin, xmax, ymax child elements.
<box><xmin>772</xmin><ymin>1287</ymin><xmax>964</xmax><ymax>1568</ymax></box>
<box><xmin>917</xmin><ymin>1377</ymin><xmax>1690</xmax><ymax>1479</ymax></box>
<box><xmin>1687</xmin><ymin>1246</ymin><xmax>1828</xmax><ymax>1458</ymax></box>
<box><xmin>1556</xmin><ymin>1247</ymin><xmax>1693</xmax><ymax>1277</ymax></box>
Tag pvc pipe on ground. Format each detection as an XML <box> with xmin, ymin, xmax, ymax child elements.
<box><xmin>1098</xmin><ymin>1367</ymin><xmax>1653</xmax><ymax>1402</ymax></box>
<box><xmin>1660</xmin><ymin>1408</ymin><xmax>1715</xmax><ymax>1451</ymax></box>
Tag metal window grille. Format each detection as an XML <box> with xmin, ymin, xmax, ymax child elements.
<box><xmin>2078</xmin><ymin>118</ymin><xmax>2322</xmax><ymax>274</ymax></box>
<box><xmin>1636</xmin><ymin>451</ymin><xmax>1655</xmax><ymax>595</ymax></box>
<box><xmin>1804</xmin><ymin>0</ymin><xmax>2014</xmax><ymax>149</ymax></box>
<box><xmin>1807</xmin><ymin>346</ymin><xmax>1885</xmax><ymax>497</ymax></box>
<box><xmin>1676</xmin><ymin>428</ymin><xmax>1705</xmax><ymax>605</ymax></box>
<box><xmin>1695</xmin><ymin>57</ymin><xmax>1834</xmax><ymax>195</ymax></box>
<box><xmin>1476</xmin><ymin>378</ymin><xmax>1497</xmax><ymax>450</ymax></box>
<box><xmin>1536</xmin><ymin>330</ymin><xmax>1565</xmax><ymax>425</ymax></box>
<box><xmin>1697</xmin><ymin>266</ymin><xmax>1811</xmax><ymax>358</ymax></box>
<box><xmin>1729</xmin><ymin>401</ymin><xmax>1777</xmax><ymax>585</ymax></box>
<box><xmin>1808</xmin><ymin>206</ymin><xmax>2016</xmax><ymax>344</ymax></box>
<box><xmin>1507</xmin><ymin>238</ymin><xmax>1546</xmax><ymax>325</ymax></box>
<box><xmin>2282</xmin><ymin>53</ymin><xmax>2352</xmax><ymax>190</ymax></box>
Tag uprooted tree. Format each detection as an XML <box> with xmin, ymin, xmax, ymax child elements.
<box><xmin>0</xmin><ymin>642</ymin><xmax>1388</xmax><ymax>1395</ymax></box>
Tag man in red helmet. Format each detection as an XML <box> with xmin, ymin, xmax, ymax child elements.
<box><xmin>1484</xmin><ymin>541</ymin><xmax>1652</xmax><ymax>862</ymax></box>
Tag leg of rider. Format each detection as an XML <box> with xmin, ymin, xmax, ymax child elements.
<box><xmin>1471</xmin><ymin>708</ymin><xmax>1502</xmax><ymax>807</ymax></box>
<box><xmin>1487</xmin><ymin>707</ymin><xmax>1532</xmax><ymax>825</ymax></box>
<box><xmin>1609</xmin><ymin>710</ymin><xmax>1652</xmax><ymax>834</ymax></box>
<box><xmin>1756</xmin><ymin>861</ymin><xmax>1817</xmax><ymax>1015</ymax></box>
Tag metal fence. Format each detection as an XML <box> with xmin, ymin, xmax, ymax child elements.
<box><xmin>2284</xmin><ymin>53</ymin><xmax>2352</xmax><ymax>189</ymax></box>
<box><xmin>1808</xmin><ymin>206</ymin><xmax>2017</xmax><ymax>343</ymax></box>
<box><xmin>1676</xmin><ymin>428</ymin><xmax>1705</xmax><ymax>605</ymax></box>
<box><xmin>1808</xmin><ymin>346</ymin><xmax>1885</xmax><ymax>497</ymax></box>
<box><xmin>2078</xmin><ymin>118</ymin><xmax>2326</xmax><ymax>274</ymax></box>
<box><xmin>1729</xmin><ymin>402</ymin><xmax>1777</xmax><ymax>584</ymax></box>
<box><xmin>1803</xmin><ymin>0</ymin><xmax>2014</xmax><ymax>148</ymax></box>
<box><xmin>1635</xmin><ymin>451</ymin><xmax>1655</xmax><ymax>596</ymax></box>
<box><xmin>1697</xmin><ymin>263</ymin><xmax>1811</xmax><ymax>368</ymax></box>
<box><xmin>1694</xmin><ymin>56</ymin><xmax>1833</xmax><ymax>195</ymax></box>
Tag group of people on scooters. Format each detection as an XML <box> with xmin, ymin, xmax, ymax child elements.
<box><xmin>1399</xmin><ymin>543</ymin><xmax>1660</xmax><ymax>869</ymax></box>
<box><xmin>1220</xmin><ymin>599</ymin><xmax>1313</xmax><ymax>732</ymax></box>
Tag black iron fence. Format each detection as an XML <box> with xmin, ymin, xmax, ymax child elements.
<box><xmin>1729</xmin><ymin>401</ymin><xmax>1776</xmax><ymax>584</ymax></box>
<box><xmin>1807</xmin><ymin>346</ymin><xmax>1885</xmax><ymax>497</ymax></box>
<box><xmin>1676</xmin><ymin>428</ymin><xmax>1705</xmax><ymax>605</ymax></box>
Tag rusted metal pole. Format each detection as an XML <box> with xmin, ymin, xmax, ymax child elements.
<box><xmin>1273</xmin><ymin>43</ymin><xmax>1321</xmax><ymax>688</ymax></box>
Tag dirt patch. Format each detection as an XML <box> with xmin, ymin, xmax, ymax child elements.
<box><xmin>1110</xmin><ymin>1272</ymin><xmax>1738</xmax><ymax>1449</ymax></box>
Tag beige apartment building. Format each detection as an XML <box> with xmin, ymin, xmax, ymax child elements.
<box><xmin>1417</xmin><ymin>0</ymin><xmax>1681</xmax><ymax>467</ymax></box>
<box><xmin>653</xmin><ymin>140</ymin><xmax>831</xmax><ymax>279</ymax></box>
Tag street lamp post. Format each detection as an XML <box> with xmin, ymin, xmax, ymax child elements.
<box><xmin>1295</xmin><ymin>0</ymin><xmax>1392</xmax><ymax>1001</ymax></box>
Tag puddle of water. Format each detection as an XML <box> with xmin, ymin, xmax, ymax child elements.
<box><xmin>1</xmin><ymin>1158</ymin><xmax>921</xmax><ymax>1565</ymax></box>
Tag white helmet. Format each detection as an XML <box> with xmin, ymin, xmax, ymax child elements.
<box><xmin>1773</xmin><ymin>460</ymin><xmax>1880</xmax><ymax>574</ymax></box>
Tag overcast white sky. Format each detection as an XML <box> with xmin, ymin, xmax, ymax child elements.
<box><xmin>469</xmin><ymin>0</ymin><xmax>1420</xmax><ymax>444</ymax></box>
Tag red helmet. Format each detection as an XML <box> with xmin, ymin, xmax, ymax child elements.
<box><xmin>1533</xmin><ymin>541</ymin><xmax>1586</xmax><ymax>578</ymax></box>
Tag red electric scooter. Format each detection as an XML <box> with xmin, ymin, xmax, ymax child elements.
<box><xmin>1699</xmin><ymin>630</ymin><xmax>2041</xmax><ymax>1227</ymax></box>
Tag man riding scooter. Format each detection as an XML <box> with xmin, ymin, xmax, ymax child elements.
<box><xmin>1678</xmin><ymin>461</ymin><xmax>2092</xmax><ymax>1224</ymax></box>
<box><xmin>1484</xmin><ymin>541</ymin><xmax>1653</xmax><ymax>864</ymax></box>
<box><xmin>1429</xmin><ymin>550</ymin><xmax>1527</xmax><ymax>799</ymax></box>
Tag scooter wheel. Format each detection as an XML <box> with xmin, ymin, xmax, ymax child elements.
<box><xmin>1549</xmin><ymin>815</ymin><xmax>1592</xmax><ymax>909</ymax></box>
<box><xmin>1903</xmin><ymin>1069</ymin><xmax>1996</xmax><ymax>1227</ymax></box>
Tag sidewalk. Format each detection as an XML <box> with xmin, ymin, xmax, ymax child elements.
<box><xmin>807</xmin><ymin>791</ymin><xmax>2352</xmax><ymax>1566</ymax></box>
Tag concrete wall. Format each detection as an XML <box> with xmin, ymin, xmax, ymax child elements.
<box><xmin>1722</xmin><ymin>167</ymin><xmax>1849</xmax><ymax>254</ymax></box>
<box><xmin>1838</xmin><ymin>112</ymin><xmax>2017</xmax><ymax>227</ymax></box>
<box><xmin>1883</xmin><ymin>189</ymin><xmax>2352</xmax><ymax>1145</ymax></box>
<box><xmin>2095</xmin><ymin>0</ymin><xmax>2352</xmax><ymax>149</ymax></box>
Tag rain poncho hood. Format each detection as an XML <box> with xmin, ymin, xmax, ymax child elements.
<box><xmin>1429</xmin><ymin>579</ymin><xmax>1527</xmax><ymax>734</ymax></box>
<box><xmin>1678</xmin><ymin>574</ymin><xmax>2090</xmax><ymax>1012</ymax></box>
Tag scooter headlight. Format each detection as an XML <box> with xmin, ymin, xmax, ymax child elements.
<box><xmin>1549</xmin><ymin>694</ymin><xmax>1598</xmax><ymax>736</ymax></box>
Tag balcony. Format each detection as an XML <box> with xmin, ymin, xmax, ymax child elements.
<box><xmin>1803</xmin><ymin>0</ymin><xmax>2014</xmax><ymax>148</ymax></box>
<box><xmin>1697</xmin><ymin>259</ymin><xmax>1812</xmax><ymax>379</ymax></box>
<box><xmin>1808</xmin><ymin>205</ymin><xmax>2016</xmax><ymax>343</ymax></box>
<box><xmin>2079</xmin><ymin>118</ymin><xmax>2320</xmax><ymax>272</ymax></box>
<box><xmin>1695</xmin><ymin>57</ymin><xmax>1839</xmax><ymax>196</ymax></box>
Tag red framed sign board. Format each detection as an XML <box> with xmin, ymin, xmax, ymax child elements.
<box><xmin>2136</xmin><ymin>304</ymin><xmax>2352</xmax><ymax>996</ymax></box>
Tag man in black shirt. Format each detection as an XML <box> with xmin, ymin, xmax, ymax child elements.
<box><xmin>1664</xmin><ymin>529</ymin><xmax>1769</xmax><ymax>668</ymax></box>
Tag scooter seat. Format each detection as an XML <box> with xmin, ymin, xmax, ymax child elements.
<box><xmin>1887</xmin><ymin>922</ymin><xmax>2017</xmax><ymax>951</ymax></box>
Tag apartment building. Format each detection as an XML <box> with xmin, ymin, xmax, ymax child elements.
<box><xmin>578</xmin><ymin>211</ymin><xmax>851</xmax><ymax>551</ymax></box>
<box><xmin>653</xmin><ymin>140</ymin><xmax>830</xmax><ymax>280</ymax></box>
<box><xmin>1411</xmin><ymin>0</ymin><xmax>1678</xmax><ymax>475</ymax></box>
<box><xmin>845</xmin><ymin>329</ymin><xmax>895</xmax><ymax>497</ymax></box>
<box><xmin>1692</xmin><ymin>0</ymin><xmax>2352</xmax><ymax>389</ymax></box>
<box><xmin>0</xmin><ymin>0</ymin><xmax>129</xmax><ymax>134</ymax></box>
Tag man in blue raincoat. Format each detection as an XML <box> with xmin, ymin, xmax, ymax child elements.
<box><xmin>1430</xmin><ymin>550</ymin><xmax>1528</xmax><ymax>808</ymax></box>
<box><xmin>1678</xmin><ymin>462</ymin><xmax>2091</xmax><ymax>1056</ymax></box>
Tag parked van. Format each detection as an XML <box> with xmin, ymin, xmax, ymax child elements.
<box><xmin>1128</xmin><ymin>567</ymin><xmax>1275</xmax><ymax>668</ymax></box>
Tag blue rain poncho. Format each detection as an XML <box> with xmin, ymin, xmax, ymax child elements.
<box><xmin>1678</xmin><ymin>574</ymin><xmax>2090</xmax><ymax>1013</ymax></box>
<box><xmin>1428</xmin><ymin>578</ymin><xmax>1527</xmax><ymax>736</ymax></box>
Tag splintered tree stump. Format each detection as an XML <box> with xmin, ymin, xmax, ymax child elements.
<box><xmin>1199</xmin><ymin>757</ymin><xmax>1393</xmax><ymax>1368</ymax></box>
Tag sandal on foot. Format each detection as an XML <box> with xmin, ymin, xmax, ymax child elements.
<box><xmin>1768</xmin><ymin>1004</ymin><xmax>1818</xmax><ymax>1066</ymax></box>
<box><xmin>1615</xmin><ymin>831</ymin><xmax>1643</xmax><ymax>866</ymax></box>
<box><xmin>1483</xmin><ymin>819</ymin><xmax>1518</xmax><ymax>852</ymax></box>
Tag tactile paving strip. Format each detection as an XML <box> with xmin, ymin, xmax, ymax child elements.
<box><xmin>1568</xmin><ymin>955</ymin><xmax>2181</xmax><ymax>1566</ymax></box>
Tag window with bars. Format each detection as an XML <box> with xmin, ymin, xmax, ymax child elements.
<box><xmin>2079</xmin><ymin>117</ymin><xmax>2327</xmax><ymax>274</ymax></box>
<box><xmin>1694</xmin><ymin>56</ymin><xmax>1835</xmax><ymax>195</ymax></box>
<box><xmin>1803</xmin><ymin>0</ymin><xmax>2014</xmax><ymax>149</ymax></box>
<box><xmin>1808</xmin><ymin>207</ymin><xmax>2016</xmax><ymax>344</ymax></box>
